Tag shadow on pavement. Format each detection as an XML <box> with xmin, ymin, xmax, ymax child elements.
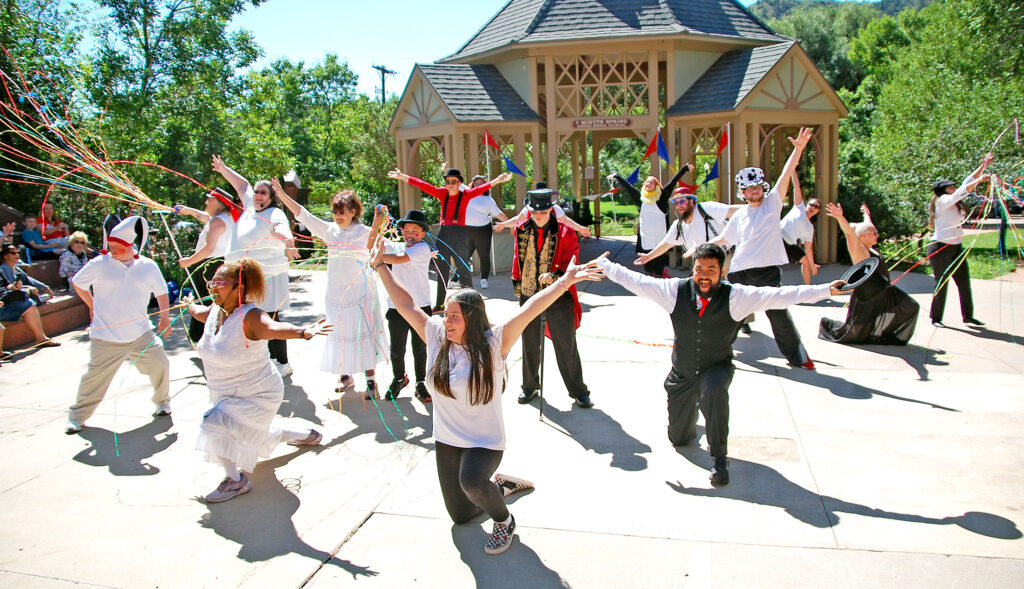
<box><xmin>451</xmin><ymin>524</ymin><xmax>569</xmax><ymax>588</ymax></box>
<box><xmin>665</xmin><ymin>455</ymin><xmax>1021</xmax><ymax>540</ymax></box>
<box><xmin>278</xmin><ymin>379</ymin><xmax>323</xmax><ymax>426</ymax></box>
<box><xmin>845</xmin><ymin>342</ymin><xmax>948</xmax><ymax>381</ymax></box>
<box><xmin>944</xmin><ymin>324</ymin><xmax>1024</xmax><ymax>347</ymax></box>
<box><xmin>73</xmin><ymin>417</ymin><xmax>178</xmax><ymax>475</ymax></box>
<box><xmin>198</xmin><ymin>452</ymin><xmax>379</xmax><ymax>578</ymax></box>
<box><xmin>735</xmin><ymin>332</ymin><xmax>959</xmax><ymax>412</ymax></box>
<box><xmin>319</xmin><ymin>392</ymin><xmax>434</xmax><ymax>450</ymax></box>
<box><xmin>530</xmin><ymin>402</ymin><xmax>651</xmax><ymax>472</ymax></box>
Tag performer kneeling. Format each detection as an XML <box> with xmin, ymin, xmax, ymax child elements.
<box><xmin>597</xmin><ymin>243</ymin><xmax>845</xmax><ymax>486</ymax></box>
<box><xmin>188</xmin><ymin>258</ymin><xmax>331</xmax><ymax>503</ymax></box>
<box><xmin>368</xmin><ymin>234</ymin><xmax>603</xmax><ymax>555</ymax></box>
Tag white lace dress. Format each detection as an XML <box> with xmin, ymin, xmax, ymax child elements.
<box><xmin>296</xmin><ymin>209</ymin><xmax>388</xmax><ymax>374</ymax></box>
<box><xmin>195</xmin><ymin>304</ymin><xmax>286</xmax><ymax>472</ymax></box>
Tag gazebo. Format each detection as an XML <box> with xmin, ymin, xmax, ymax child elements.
<box><xmin>389</xmin><ymin>0</ymin><xmax>848</xmax><ymax>262</ymax></box>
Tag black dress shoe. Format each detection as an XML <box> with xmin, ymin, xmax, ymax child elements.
<box><xmin>710</xmin><ymin>456</ymin><xmax>729</xmax><ymax>486</ymax></box>
<box><xmin>575</xmin><ymin>394</ymin><xmax>593</xmax><ymax>409</ymax></box>
<box><xmin>932</xmin><ymin>320</ymin><xmax>946</xmax><ymax>328</ymax></box>
<box><xmin>739</xmin><ymin>324</ymin><xmax>752</xmax><ymax>335</ymax></box>
<box><xmin>518</xmin><ymin>389</ymin><xmax>539</xmax><ymax>404</ymax></box>
<box><xmin>964</xmin><ymin>317</ymin><xmax>985</xmax><ymax>327</ymax></box>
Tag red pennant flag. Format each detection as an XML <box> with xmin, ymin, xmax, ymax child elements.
<box><xmin>482</xmin><ymin>130</ymin><xmax>500</xmax><ymax>151</ymax></box>
<box><xmin>642</xmin><ymin>132</ymin><xmax>659</xmax><ymax>161</ymax></box>
<box><xmin>717</xmin><ymin>128</ymin><xmax>729</xmax><ymax>157</ymax></box>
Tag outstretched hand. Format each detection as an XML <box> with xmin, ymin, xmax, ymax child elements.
<box><xmin>564</xmin><ymin>252</ymin><xmax>607</xmax><ymax>285</ymax></box>
<box><xmin>829</xmin><ymin>280</ymin><xmax>848</xmax><ymax>296</ymax></box>
<box><xmin>304</xmin><ymin>318</ymin><xmax>333</xmax><ymax>338</ymax></box>
<box><xmin>633</xmin><ymin>252</ymin><xmax>650</xmax><ymax>266</ymax></box>
<box><xmin>387</xmin><ymin>168</ymin><xmax>408</xmax><ymax>182</ymax></box>
<box><xmin>368</xmin><ymin>234</ymin><xmax>386</xmax><ymax>268</ymax></box>
<box><xmin>211</xmin><ymin>154</ymin><xmax>226</xmax><ymax>174</ymax></box>
<box><xmin>825</xmin><ymin>202</ymin><xmax>844</xmax><ymax>220</ymax></box>
<box><xmin>787</xmin><ymin>127</ymin><xmax>814</xmax><ymax>151</ymax></box>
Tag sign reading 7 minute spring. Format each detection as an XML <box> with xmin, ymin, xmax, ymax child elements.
<box><xmin>572</xmin><ymin>117</ymin><xmax>633</xmax><ymax>129</ymax></box>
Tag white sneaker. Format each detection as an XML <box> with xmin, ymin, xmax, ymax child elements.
<box><xmin>480</xmin><ymin>278</ymin><xmax>489</xmax><ymax>289</ymax></box>
<box><xmin>153</xmin><ymin>403</ymin><xmax>172</xmax><ymax>417</ymax></box>
<box><xmin>276</xmin><ymin>362</ymin><xmax>293</xmax><ymax>377</ymax></box>
<box><xmin>65</xmin><ymin>418</ymin><xmax>83</xmax><ymax>435</ymax></box>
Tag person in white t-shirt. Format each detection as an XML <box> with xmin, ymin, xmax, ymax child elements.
<box><xmin>367</xmin><ymin>207</ymin><xmax>435</xmax><ymax>403</ymax></box>
<box><xmin>636</xmin><ymin>185</ymin><xmax>742</xmax><ymax>274</ymax></box>
<box><xmin>66</xmin><ymin>216</ymin><xmax>172</xmax><ymax>434</ymax></box>
<box><xmin>367</xmin><ymin>232</ymin><xmax>604</xmax><ymax>555</ymax></box>
<box><xmin>778</xmin><ymin>173</ymin><xmax>821</xmax><ymax>285</ymax></box>
<box><xmin>684</xmin><ymin>127</ymin><xmax>817</xmax><ymax>370</ymax></box>
<box><xmin>464</xmin><ymin>175</ymin><xmax>511</xmax><ymax>289</ymax></box>
<box><xmin>927</xmin><ymin>152</ymin><xmax>993</xmax><ymax>328</ymax></box>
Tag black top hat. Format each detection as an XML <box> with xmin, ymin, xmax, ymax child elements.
<box><xmin>838</xmin><ymin>257</ymin><xmax>888</xmax><ymax>302</ymax></box>
<box><xmin>443</xmin><ymin>168</ymin><xmax>464</xmax><ymax>183</ymax></box>
<box><xmin>396</xmin><ymin>209</ymin><xmax>431</xmax><ymax>232</ymax></box>
<box><xmin>932</xmin><ymin>178</ymin><xmax>956</xmax><ymax>195</ymax></box>
<box><xmin>534</xmin><ymin>181</ymin><xmax>548</xmax><ymax>189</ymax></box>
<box><xmin>526</xmin><ymin>188</ymin><xmax>556</xmax><ymax>211</ymax></box>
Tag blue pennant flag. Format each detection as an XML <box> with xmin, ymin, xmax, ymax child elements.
<box><xmin>657</xmin><ymin>133</ymin><xmax>670</xmax><ymax>163</ymax></box>
<box><xmin>503</xmin><ymin>155</ymin><xmax>526</xmax><ymax>177</ymax></box>
<box><xmin>626</xmin><ymin>165</ymin><xmax>641</xmax><ymax>185</ymax></box>
<box><xmin>702</xmin><ymin>159</ymin><xmax>720</xmax><ymax>186</ymax></box>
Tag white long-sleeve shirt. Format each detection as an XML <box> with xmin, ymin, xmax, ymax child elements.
<box><xmin>597</xmin><ymin>257</ymin><xmax>832</xmax><ymax>321</ymax></box>
<box><xmin>931</xmin><ymin>173</ymin><xmax>976</xmax><ymax>244</ymax></box>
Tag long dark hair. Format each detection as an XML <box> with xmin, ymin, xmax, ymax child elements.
<box><xmin>431</xmin><ymin>289</ymin><xmax>496</xmax><ymax>405</ymax></box>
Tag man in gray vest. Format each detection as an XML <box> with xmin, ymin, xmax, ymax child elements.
<box><xmin>597</xmin><ymin>243</ymin><xmax>845</xmax><ymax>485</ymax></box>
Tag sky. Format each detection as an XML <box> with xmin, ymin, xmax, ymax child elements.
<box><xmin>229</xmin><ymin>0</ymin><xmax>760</xmax><ymax>99</ymax></box>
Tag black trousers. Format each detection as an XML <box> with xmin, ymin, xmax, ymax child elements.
<box><xmin>267</xmin><ymin>310</ymin><xmax>288</xmax><ymax>365</ymax></box>
<box><xmin>435</xmin><ymin>441</ymin><xmax>508</xmax><ymax>524</ymax></box>
<box><xmin>728</xmin><ymin>265</ymin><xmax>809</xmax><ymax>367</ymax></box>
<box><xmin>465</xmin><ymin>224</ymin><xmax>494</xmax><ymax>279</ymax></box>
<box><xmin>518</xmin><ymin>292</ymin><xmax>589</xmax><ymax>398</ymax></box>
<box><xmin>928</xmin><ymin>241</ymin><xmax>973</xmax><ymax>322</ymax></box>
<box><xmin>636</xmin><ymin>236</ymin><xmax>668</xmax><ymax>276</ymax></box>
<box><xmin>665</xmin><ymin>360</ymin><xmax>734</xmax><ymax>457</ymax></box>
<box><xmin>186</xmin><ymin>256</ymin><xmax>224</xmax><ymax>343</ymax></box>
<box><xmin>435</xmin><ymin>225</ymin><xmax>472</xmax><ymax>308</ymax></box>
<box><xmin>386</xmin><ymin>306</ymin><xmax>431</xmax><ymax>383</ymax></box>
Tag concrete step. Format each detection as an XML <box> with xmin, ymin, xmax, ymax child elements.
<box><xmin>2</xmin><ymin>291</ymin><xmax>89</xmax><ymax>349</ymax></box>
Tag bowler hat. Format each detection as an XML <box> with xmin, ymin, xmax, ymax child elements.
<box><xmin>526</xmin><ymin>188</ymin><xmax>556</xmax><ymax>211</ymax></box>
<box><xmin>444</xmin><ymin>168</ymin><xmax>464</xmax><ymax>183</ymax></box>
<box><xmin>396</xmin><ymin>209</ymin><xmax>431</xmax><ymax>232</ymax></box>
<box><xmin>932</xmin><ymin>178</ymin><xmax>956</xmax><ymax>195</ymax></box>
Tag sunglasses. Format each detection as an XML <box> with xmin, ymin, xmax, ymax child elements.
<box><xmin>207</xmin><ymin>280</ymin><xmax>237</xmax><ymax>289</ymax></box>
<box><xmin>669</xmin><ymin>197</ymin><xmax>692</xmax><ymax>205</ymax></box>
<box><xmin>444</xmin><ymin>179</ymin><xmax>461</xmax><ymax>185</ymax></box>
<box><xmin>72</xmin><ymin>240</ymin><xmax>86</xmax><ymax>244</ymax></box>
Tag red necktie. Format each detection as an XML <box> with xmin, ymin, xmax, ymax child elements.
<box><xmin>698</xmin><ymin>297</ymin><xmax>709</xmax><ymax>317</ymax></box>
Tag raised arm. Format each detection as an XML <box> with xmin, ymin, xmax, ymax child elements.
<box><xmin>211</xmin><ymin>155</ymin><xmax>250</xmax><ymax>201</ymax></box>
<box><xmin>775</xmin><ymin>127</ymin><xmax>814</xmax><ymax>199</ymax></box>
<box><xmin>500</xmin><ymin>254</ymin><xmax>606</xmax><ymax>356</ymax></box>
<box><xmin>792</xmin><ymin>172</ymin><xmax>804</xmax><ymax>207</ymax></box>
<box><xmin>368</xmin><ymin>234</ymin><xmax>430</xmax><ymax>342</ymax></box>
<box><xmin>179</xmin><ymin>217</ymin><xmax>225</xmax><ymax>268</ymax></box>
<box><xmin>610</xmin><ymin>173</ymin><xmax>641</xmax><ymax>205</ymax></box>
<box><xmin>270</xmin><ymin>177</ymin><xmax>302</xmax><ymax>218</ymax></box>
<box><xmin>174</xmin><ymin>205</ymin><xmax>210</xmax><ymax>224</ymax></box>
<box><xmin>388</xmin><ymin>168</ymin><xmax>447</xmax><ymax>199</ymax></box>
<box><xmin>826</xmin><ymin>202</ymin><xmax>869</xmax><ymax>264</ymax></box>
<box><xmin>659</xmin><ymin>163</ymin><xmax>693</xmax><ymax>207</ymax></box>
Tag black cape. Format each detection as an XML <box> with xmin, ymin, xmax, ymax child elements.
<box><xmin>819</xmin><ymin>253</ymin><xmax>919</xmax><ymax>345</ymax></box>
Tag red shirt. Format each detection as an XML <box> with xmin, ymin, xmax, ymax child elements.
<box><xmin>406</xmin><ymin>176</ymin><xmax>494</xmax><ymax>226</ymax></box>
<box><xmin>37</xmin><ymin>216</ymin><xmax>68</xmax><ymax>240</ymax></box>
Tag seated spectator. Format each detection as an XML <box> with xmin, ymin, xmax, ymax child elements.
<box><xmin>59</xmin><ymin>231</ymin><xmax>92</xmax><ymax>284</ymax></box>
<box><xmin>1</xmin><ymin>243</ymin><xmax>54</xmax><ymax>302</ymax></box>
<box><xmin>0</xmin><ymin>244</ymin><xmax>60</xmax><ymax>352</ymax></box>
<box><xmin>2</xmin><ymin>222</ymin><xmax>14</xmax><ymax>244</ymax></box>
<box><xmin>38</xmin><ymin>202</ymin><xmax>70</xmax><ymax>241</ymax></box>
<box><xmin>21</xmin><ymin>214</ymin><xmax>67</xmax><ymax>260</ymax></box>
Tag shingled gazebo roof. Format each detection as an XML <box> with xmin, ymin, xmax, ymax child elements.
<box><xmin>416</xmin><ymin>64</ymin><xmax>539</xmax><ymax>122</ymax></box>
<box><xmin>441</xmin><ymin>0</ymin><xmax>783</xmax><ymax>63</ymax></box>
<box><xmin>667</xmin><ymin>41</ymin><xmax>795</xmax><ymax>116</ymax></box>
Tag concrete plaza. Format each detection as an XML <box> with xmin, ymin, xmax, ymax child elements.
<box><xmin>1</xmin><ymin>235</ymin><xmax>1021</xmax><ymax>588</ymax></box>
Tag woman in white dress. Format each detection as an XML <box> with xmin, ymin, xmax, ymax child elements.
<box><xmin>212</xmin><ymin>155</ymin><xmax>300</xmax><ymax>375</ymax></box>
<box><xmin>368</xmin><ymin>235</ymin><xmax>605</xmax><ymax>555</ymax></box>
<box><xmin>188</xmin><ymin>257</ymin><xmax>331</xmax><ymax>503</ymax></box>
<box><xmin>271</xmin><ymin>177</ymin><xmax>388</xmax><ymax>395</ymax></box>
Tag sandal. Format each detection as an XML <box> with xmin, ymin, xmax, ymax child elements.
<box><xmin>37</xmin><ymin>339</ymin><xmax>61</xmax><ymax>348</ymax></box>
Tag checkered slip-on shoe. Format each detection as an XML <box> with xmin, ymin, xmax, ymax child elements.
<box><xmin>493</xmin><ymin>474</ymin><xmax>534</xmax><ymax>498</ymax></box>
<box><xmin>484</xmin><ymin>515</ymin><xmax>516</xmax><ymax>555</ymax></box>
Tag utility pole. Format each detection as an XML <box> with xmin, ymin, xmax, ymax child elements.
<box><xmin>372</xmin><ymin>64</ymin><xmax>396</xmax><ymax>106</ymax></box>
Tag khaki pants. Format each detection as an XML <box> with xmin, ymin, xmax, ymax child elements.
<box><xmin>69</xmin><ymin>332</ymin><xmax>170</xmax><ymax>422</ymax></box>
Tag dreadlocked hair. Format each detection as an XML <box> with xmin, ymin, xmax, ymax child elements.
<box><xmin>220</xmin><ymin>257</ymin><xmax>265</xmax><ymax>304</ymax></box>
<box><xmin>431</xmin><ymin>289</ymin><xmax>496</xmax><ymax>405</ymax></box>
